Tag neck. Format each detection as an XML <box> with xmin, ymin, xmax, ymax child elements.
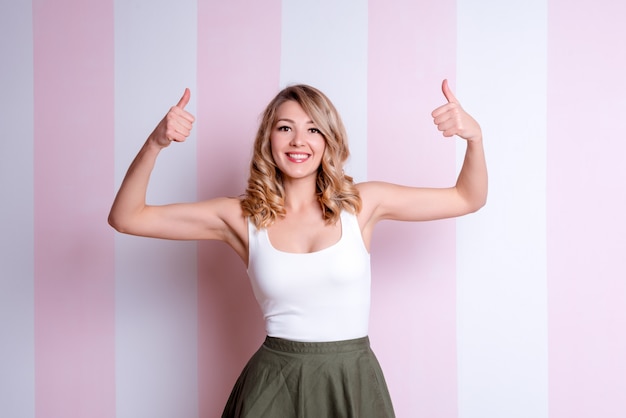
<box><xmin>282</xmin><ymin>176</ymin><xmax>319</xmax><ymax>213</ymax></box>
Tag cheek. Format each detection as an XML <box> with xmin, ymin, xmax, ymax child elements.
<box><xmin>269</xmin><ymin>137</ymin><xmax>279</xmax><ymax>159</ymax></box>
<box><xmin>316</xmin><ymin>139</ymin><xmax>327</xmax><ymax>159</ymax></box>
<box><xmin>270</xmin><ymin>149</ymin><xmax>281</xmax><ymax>169</ymax></box>
<box><xmin>311</xmin><ymin>135</ymin><xmax>326</xmax><ymax>150</ymax></box>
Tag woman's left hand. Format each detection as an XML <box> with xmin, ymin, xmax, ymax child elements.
<box><xmin>431</xmin><ymin>79</ymin><xmax>482</xmax><ymax>143</ymax></box>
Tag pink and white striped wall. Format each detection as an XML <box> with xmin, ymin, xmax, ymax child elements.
<box><xmin>1</xmin><ymin>0</ymin><xmax>625</xmax><ymax>417</ymax></box>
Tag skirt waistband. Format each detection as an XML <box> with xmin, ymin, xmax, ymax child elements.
<box><xmin>263</xmin><ymin>336</ymin><xmax>370</xmax><ymax>354</ymax></box>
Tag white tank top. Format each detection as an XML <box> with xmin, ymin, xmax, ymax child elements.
<box><xmin>247</xmin><ymin>210</ymin><xmax>371</xmax><ymax>342</ymax></box>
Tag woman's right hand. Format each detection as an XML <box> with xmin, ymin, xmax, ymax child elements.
<box><xmin>149</xmin><ymin>88</ymin><xmax>195</xmax><ymax>148</ymax></box>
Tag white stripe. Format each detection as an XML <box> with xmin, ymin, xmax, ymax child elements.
<box><xmin>0</xmin><ymin>3</ymin><xmax>35</xmax><ymax>418</ymax></box>
<box><xmin>456</xmin><ymin>1</ymin><xmax>549</xmax><ymax>417</ymax></box>
<box><xmin>280</xmin><ymin>0</ymin><xmax>369</xmax><ymax>182</ymax></box>
<box><xmin>114</xmin><ymin>1</ymin><xmax>198</xmax><ymax>417</ymax></box>
<box><xmin>0</xmin><ymin>3</ymin><xmax>35</xmax><ymax>417</ymax></box>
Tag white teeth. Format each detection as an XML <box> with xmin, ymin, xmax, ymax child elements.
<box><xmin>287</xmin><ymin>153</ymin><xmax>309</xmax><ymax>159</ymax></box>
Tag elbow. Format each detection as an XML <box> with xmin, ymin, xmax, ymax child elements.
<box><xmin>468</xmin><ymin>193</ymin><xmax>487</xmax><ymax>214</ymax></box>
<box><xmin>108</xmin><ymin>211</ymin><xmax>128</xmax><ymax>234</ymax></box>
<box><xmin>108</xmin><ymin>207</ymin><xmax>149</xmax><ymax>235</ymax></box>
<box><xmin>455</xmin><ymin>177</ymin><xmax>488</xmax><ymax>216</ymax></box>
<box><xmin>107</xmin><ymin>213</ymin><xmax>121</xmax><ymax>232</ymax></box>
<box><xmin>458</xmin><ymin>191</ymin><xmax>487</xmax><ymax>216</ymax></box>
<box><xmin>456</xmin><ymin>187</ymin><xmax>487</xmax><ymax>216</ymax></box>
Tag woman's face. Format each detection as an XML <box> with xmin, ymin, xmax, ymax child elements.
<box><xmin>270</xmin><ymin>100</ymin><xmax>326</xmax><ymax>182</ymax></box>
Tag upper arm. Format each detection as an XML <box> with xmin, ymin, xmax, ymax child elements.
<box><xmin>110</xmin><ymin>197</ymin><xmax>248</xmax><ymax>258</ymax></box>
<box><xmin>357</xmin><ymin>181</ymin><xmax>479</xmax><ymax>227</ymax></box>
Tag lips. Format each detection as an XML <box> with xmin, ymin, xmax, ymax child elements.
<box><xmin>286</xmin><ymin>153</ymin><xmax>311</xmax><ymax>162</ymax></box>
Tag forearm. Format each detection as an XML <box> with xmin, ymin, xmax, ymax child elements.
<box><xmin>108</xmin><ymin>89</ymin><xmax>195</xmax><ymax>233</ymax></box>
<box><xmin>455</xmin><ymin>136</ymin><xmax>488</xmax><ymax>212</ymax></box>
<box><xmin>108</xmin><ymin>138</ymin><xmax>162</xmax><ymax>231</ymax></box>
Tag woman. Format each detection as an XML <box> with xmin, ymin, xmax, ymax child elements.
<box><xmin>109</xmin><ymin>81</ymin><xmax>486</xmax><ymax>417</ymax></box>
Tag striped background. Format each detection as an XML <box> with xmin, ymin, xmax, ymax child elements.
<box><xmin>1</xmin><ymin>0</ymin><xmax>625</xmax><ymax>417</ymax></box>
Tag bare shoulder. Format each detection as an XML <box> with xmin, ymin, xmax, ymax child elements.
<box><xmin>356</xmin><ymin>181</ymin><xmax>389</xmax><ymax>200</ymax></box>
<box><xmin>222</xmin><ymin>197</ymin><xmax>247</xmax><ymax>230</ymax></box>
<box><xmin>355</xmin><ymin>180</ymin><xmax>414</xmax><ymax>222</ymax></box>
<box><xmin>355</xmin><ymin>181</ymin><xmax>394</xmax><ymax>211</ymax></box>
<box><xmin>205</xmin><ymin>195</ymin><xmax>244</xmax><ymax>217</ymax></box>
<box><xmin>354</xmin><ymin>181</ymin><xmax>388</xmax><ymax>230</ymax></box>
<box><xmin>202</xmin><ymin>196</ymin><xmax>247</xmax><ymax>239</ymax></box>
<box><xmin>199</xmin><ymin>196</ymin><xmax>248</xmax><ymax>261</ymax></box>
<box><xmin>354</xmin><ymin>181</ymin><xmax>395</xmax><ymax>250</ymax></box>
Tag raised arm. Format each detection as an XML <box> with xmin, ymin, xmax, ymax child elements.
<box><xmin>108</xmin><ymin>89</ymin><xmax>247</xmax><ymax>259</ymax></box>
<box><xmin>358</xmin><ymin>80</ymin><xmax>487</xmax><ymax>234</ymax></box>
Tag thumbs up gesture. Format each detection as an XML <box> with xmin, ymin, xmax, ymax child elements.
<box><xmin>431</xmin><ymin>80</ymin><xmax>481</xmax><ymax>142</ymax></box>
<box><xmin>150</xmin><ymin>88</ymin><xmax>196</xmax><ymax>148</ymax></box>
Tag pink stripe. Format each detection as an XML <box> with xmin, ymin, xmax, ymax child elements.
<box><xmin>196</xmin><ymin>1</ymin><xmax>282</xmax><ymax>414</ymax></box>
<box><xmin>548</xmin><ymin>1</ymin><xmax>626</xmax><ymax>418</ymax></box>
<box><xmin>367</xmin><ymin>1</ymin><xmax>458</xmax><ymax>416</ymax></box>
<box><xmin>33</xmin><ymin>1</ymin><xmax>115</xmax><ymax>417</ymax></box>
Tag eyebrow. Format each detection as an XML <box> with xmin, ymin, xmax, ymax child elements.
<box><xmin>276</xmin><ymin>118</ymin><xmax>315</xmax><ymax>124</ymax></box>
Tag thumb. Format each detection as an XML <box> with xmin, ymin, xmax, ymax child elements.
<box><xmin>176</xmin><ymin>88</ymin><xmax>191</xmax><ymax>109</ymax></box>
<box><xmin>442</xmin><ymin>79</ymin><xmax>458</xmax><ymax>104</ymax></box>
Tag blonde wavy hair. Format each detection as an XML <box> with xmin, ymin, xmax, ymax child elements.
<box><xmin>240</xmin><ymin>84</ymin><xmax>362</xmax><ymax>228</ymax></box>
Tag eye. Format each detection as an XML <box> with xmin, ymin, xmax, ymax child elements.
<box><xmin>277</xmin><ymin>125</ymin><xmax>291</xmax><ymax>132</ymax></box>
<box><xmin>309</xmin><ymin>127</ymin><xmax>322</xmax><ymax>134</ymax></box>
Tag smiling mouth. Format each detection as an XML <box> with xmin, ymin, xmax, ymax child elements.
<box><xmin>286</xmin><ymin>153</ymin><xmax>310</xmax><ymax>161</ymax></box>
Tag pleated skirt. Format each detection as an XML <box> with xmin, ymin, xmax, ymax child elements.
<box><xmin>222</xmin><ymin>336</ymin><xmax>395</xmax><ymax>418</ymax></box>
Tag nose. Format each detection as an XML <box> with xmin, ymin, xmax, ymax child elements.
<box><xmin>289</xmin><ymin>129</ymin><xmax>304</xmax><ymax>146</ymax></box>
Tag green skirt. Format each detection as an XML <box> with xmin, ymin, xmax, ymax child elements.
<box><xmin>222</xmin><ymin>336</ymin><xmax>395</xmax><ymax>418</ymax></box>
